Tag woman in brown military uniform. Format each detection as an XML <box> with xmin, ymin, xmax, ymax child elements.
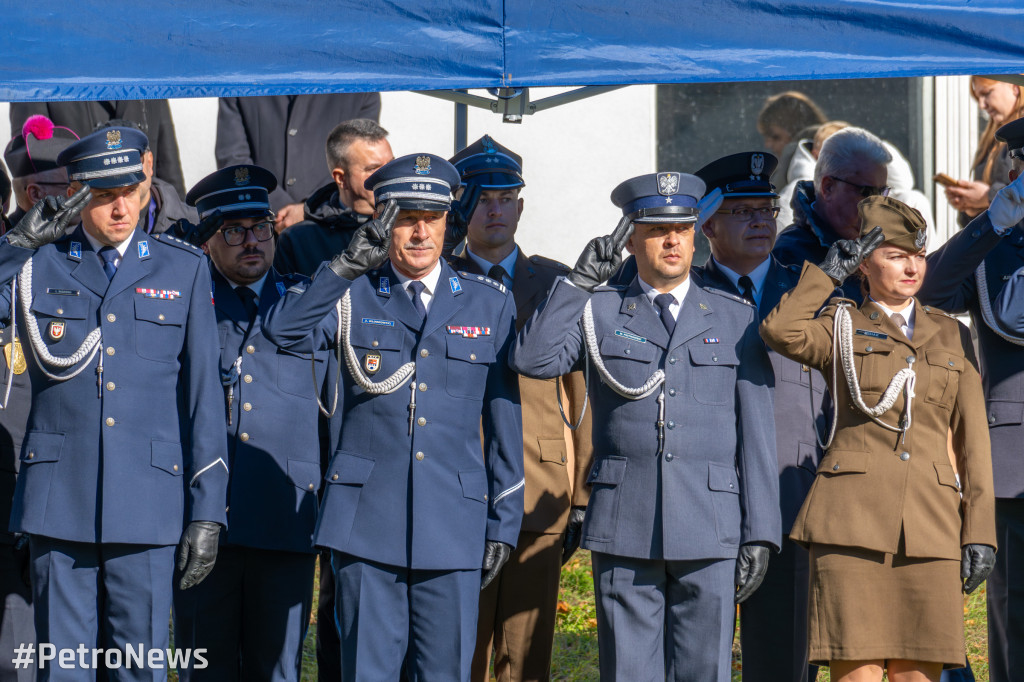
<box><xmin>760</xmin><ymin>196</ymin><xmax>997</xmax><ymax>681</ymax></box>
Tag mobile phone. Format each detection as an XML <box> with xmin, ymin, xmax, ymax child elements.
<box><xmin>934</xmin><ymin>173</ymin><xmax>958</xmax><ymax>187</ymax></box>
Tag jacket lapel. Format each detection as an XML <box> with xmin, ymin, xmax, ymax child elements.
<box><xmin>211</xmin><ymin>268</ymin><xmax>250</xmax><ymax>334</ymax></box>
<box><xmin>67</xmin><ymin>226</ymin><xmax>110</xmax><ymax>297</ymax></box>
<box><xmin>423</xmin><ymin>262</ymin><xmax>466</xmax><ymax>337</ymax></box>
<box><xmin>670</xmin><ymin>285</ymin><xmax>714</xmax><ymax>349</ymax></box>
<box><xmin>105</xmin><ymin>230</ymin><xmax>155</xmax><ymax>300</ymax></box>
<box><xmin>620</xmin><ymin>277</ymin><xmax>670</xmax><ymax>350</ymax></box>
<box><xmin>512</xmin><ymin>251</ymin><xmax>548</xmax><ymax>330</ymax></box>
<box><xmin>379</xmin><ymin>262</ymin><xmax>425</xmax><ymax>333</ymax></box>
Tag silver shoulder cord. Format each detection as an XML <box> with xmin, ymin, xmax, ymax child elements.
<box><xmin>813</xmin><ymin>301</ymin><xmax>916</xmax><ymax>449</ymax></box>
<box><xmin>312</xmin><ymin>298</ymin><xmax>344</xmax><ymax>418</ymax></box>
<box><xmin>976</xmin><ymin>261</ymin><xmax>1024</xmax><ymax>346</ymax></box>
<box><xmin>578</xmin><ymin>298</ymin><xmax>669</xmax><ymax>453</ymax></box>
<box><xmin>17</xmin><ymin>257</ymin><xmax>103</xmax><ymax>384</ymax></box>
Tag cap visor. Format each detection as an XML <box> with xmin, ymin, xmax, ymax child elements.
<box><xmin>84</xmin><ymin>172</ymin><xmax>146</xmax><ymax>190</ymax></box>
<box><xmin>392</xmin><ymin>199</ymin><xmax>451</xmax><ymax>212</ymax></box>
<box><xmin>218</xmin><ymin>207</ymin><xmax>274</xmax><ymax>221</ymax></box>
<box><xmin>633</xmin><ymin>215</ymin><xmax>698</xmax><ymax>224</ymax></box>
<box><xmin>721</xmin><ymin>190</ymin><xmax>779</xmax><ymax>198</ymax></box>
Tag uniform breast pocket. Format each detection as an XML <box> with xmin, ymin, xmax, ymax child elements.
<box><xmin>688</xmin><ymin>345</ymin><xmax>739</xmax><ymax>405</ymax></box>
<box><xmin>924</xmin><ymin>349</ymin><xmax>963</xmax><ymax>408</ymax></box>
<box><xmin>348</xmin><ymin>324</ymin><xmax>405</xmax><ymax>381</ymax></box>
<box><xmin>445</xmin><ymin>336</ymin><xmax>496</xmax><ymax>399</ymax></box>
<box><xmin>277</xmin><ymin>347</ymin><xmax>327</xmax><ymax>399</ymax></box>
<box><xmin>851</xmin><ymin>335</ymin><xmax>895</xmax><ymax>392</ymax></box>
<box><xmin>134</xmin><ymin>298</ymin><xmax>187</xmax><ymax>362</ymax></box>
<box><xmin>598</xmin><ymin>334</ymin><xmax>656</xmax><ymax>385</ymax></box>
<box><xmin>29</xmin><ymin>293</ymin><xmax>90</xmax><ymax>349</ymax></box>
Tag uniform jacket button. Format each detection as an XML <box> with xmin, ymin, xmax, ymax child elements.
<box><xmin>865</xmin><ymin>346</ymin><xmax>873</xmax><ymax>352</ymax></box>
<box><xmin>869</xmin><ymin>312</ymin><xmax>879</xmax><ymax>320</ymax></box>
<box><xmin>419</xmin><ymin>383</ymin><xmax>427</xmax><ymax>392</ymax></box>
<box><xmin>668</xmin><ymin>388</ymin><xmax>676</xmax><ymax>396</ymax></box>
<box><xmin>332</xmin><ymin>473</ymin><xmax>339</xmax><ymax>481</ymax></box>
<box><xmin>56</xmin><ymin>308</ymin><xmax>63</xmax><ymax>315</ymax></box>
<box><xmin>27</xmin><ymin>452</ymin><xmax>33</xmax><ymax>460</ymax></box>
<box><xmin>832</xmin><ymin>464</ymin><xmax>840</xmax><ymax>471</ymax></box>
<box><xmin>105</xmin><ymin>417</ymin><xmax>115</xmax><ymax>426</ymax></box>
<box><xmin>372</xmin><ymin>340</ymin><xmax>379</xmax><ymax>347</ymax></box>
<box><xmin>470</xmin><ymin>353</ymin><xmax>477</xmax><ymax>361</ymax></box>
<box><xmin>308</xmin><ymin>483</ymin><xmax>315</xmax><ymax>490</ymax></box>
<box><xmin>244</xmin><ymin>375</ymin><xmax>253</xmax><ymax>383</ymax></box>
<box><xmin>669</xmin><ymin>357</ymin><xmax>677</xmax><ymax>364</ymax></box>
<box><xmin>664</xmin><ymin>452</ymin><xmax>674</xmax><ymax>461</ymax></box>
<box><xmin>420</xmin><ymin>349</ymin><xmax>429</xmax><ymax>357</ymax></box>
<box><xmin>990</xmin><ymin>415</ymin><xmax>997</xmax><ymax>424</ymax></box>
<box><xmin>417</xmin><ymin>417</ymin><xmax>426</xmax><ymax>426</ymax></box>
<box><xmin>667</xmin><ymin>421</ymin><xmax>675</xmax><ymax>429</ymax></box>
<box><xmin>106</xmin><ymin>382</ymin><xmax>115</xmax><ymax>391</ymax></box>
<box><xmin>240</xmin><ymin>433</ymin><xmax>249</xmax><ymax>442</ymax></box>
<box><xmin>106</xmin><ymin>347</ymin><xmax>115</xmax><ymax>356</ymax></box>
<box><xmin>415</xmin><ymin>452</ymin><xmax>425</xmax><ymax>460</ymax></box>
<box><xmin>246</xmin><ymin>345</ymin><xmax>256</xmax><ymax>354</ymax></box>
<box><xmin>900</xmin><ymin>452</ymin><xmax>910</xmax><ymax>461</ymax></box>
<box><xmin>107</xmin><ymin>313</ymin><xmax>116</xmax><ymax>322</ymax></box>
<box><xmin>173</xmin><ymin>464</ymin><xmax>179</xmax><ymax>472</ymax></box>
<box><xmin>288</xmin><ymin>128</ymin><xmax>298</xmax><ymax>136</ymax></box>
<box><xmin>243</xmin><ymin>403</ymin><xmax>252</xmax><ymax>411</ymax></box>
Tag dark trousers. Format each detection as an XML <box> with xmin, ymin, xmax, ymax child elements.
<box><xmin>472</xmin><ymin>531</ymin><xmax>561</xmax><ymax>682</ymax></box>
<box><xmin>173</xmin><ymin>545</ymin><xmax>316</xmax><ymax>681</ymax></box>
<box><xmin>316</xmin><ymin>550</ymin><xmax>340</xmax><ymax>682</ymax></box>
<box><xmin>987</xmin><ymin>497</ymin><xmax>1024</xmax><ymax>682</ymax></box>
<box><xmin>332</xmin><ymin>552</ymin><xmax>480</xmax><ymax>681</ymax></box>
<box><xmin>0</xmin><ymin>544</ymin><xmax>32</xmax><ymax>682</ymax></box>
<box><xmin>739</xmin><ymin>536</ymin><xmax>817</xmax><ymax>682</ymax></box>
<box><xmin>591</xmin><ymin>551</ymin><xmax>736</xmax><ymax>682</ymax></box>
<box><xmin>30</xmin><ymin>536</ymin><xmax>174</xmax><ymax>682</ymax></box>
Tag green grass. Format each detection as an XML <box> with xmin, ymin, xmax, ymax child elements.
<box><xmin>175</xmin><ymin>552</ymin><xmax>990</xmax><ymax>681</ymax></box>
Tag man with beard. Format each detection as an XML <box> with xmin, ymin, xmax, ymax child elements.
<box><xmin>171</xmin><ymin>165</ymin><xmax>328</xmax><ymax>680</ymax></box>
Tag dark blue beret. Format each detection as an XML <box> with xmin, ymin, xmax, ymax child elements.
<box><xmin>365</xmin><ymin>153</ymin><xmax>460</xmax><ymax>212</ymax></box>
<box><xmin>450</xmin><ymin>135</ymin><xmax>524</xmax><ymax>189</ymax></box>
<box><xmin>57</xmin><ymin>126</ymin><xmax>147</xmax><ymax>189</ymax></box>
<box><xmin>695</xmin><ymin>151</ymin><xmax>778</xmax><ymax>198</ymax></box>
<box><xmin>610</xmin><ymin>173</ymin><xmax>705</xmax><ymax>223</ymax></box>
<box><xmin>186</xmin><ymin>165</ymin><xmax>277</xmax><ymax>220</ymax></box>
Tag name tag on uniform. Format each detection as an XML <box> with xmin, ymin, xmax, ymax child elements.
<box><xmin>447</xmin><ymin>326</ymin><xmax>490</xmax><ymax>338</ymax></box>
<box><xmin>615</xmin><ymin>330</ymin><xmax>646</xmax><ymax>343</ymax></box>
<box><xmin>46</xmin><ymin>288</ymin><xmax>79</xmax><ymax>296</ymax></box>
<box><xmin>855</xmin><ymin>329</ymin><xmax>888</xmax><ymax>340</ymax></box>
<box><xmin>362</xmin><ymin>318</ymin><xmax>395</xmax><ymax>327</ymax></box>
<box><xmin>136</xmin><ymin>288</ymin><xmax>182</xmax><ymax>300</ymax></box>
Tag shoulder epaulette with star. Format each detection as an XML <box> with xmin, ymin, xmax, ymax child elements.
<box><xmin>921</xmin><ymin>305</ymin><xmax>957</xmax><ymax>320</ymax></box>
<box><xmin>458</xmin><ymin>270</ymin><xmax>510</xmax><ymax>295</ymax></box>
<box><xmin>827</xmin><ymin>296</ymin><xmax>858</xmax><ymax>308</ymax></box>
<box><xmin>153</xmin><ymin>233</ymin><xmax>204</xmax><ymax>257</ymax></box>
<box><xmin>593</xmin><ymin>283</ymin><xmax>627</xmax><ymax>292</ymax></box>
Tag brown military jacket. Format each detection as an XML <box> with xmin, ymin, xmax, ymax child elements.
<box><xmin>760</xmin><ymin>263</ymin><xmax>996</xmax><ymax>560</ymax></box>
<box><xmin>450</xmin><ymin>249</ymin><xmax>594</xmax><ymax>534</ymax></box>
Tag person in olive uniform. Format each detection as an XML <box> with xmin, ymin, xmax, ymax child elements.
<box><xmin>760</xmin><ymin>196</ymin><xmax>997</xmax><ymax>681</ymax></box>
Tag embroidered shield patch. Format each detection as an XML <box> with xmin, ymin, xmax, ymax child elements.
<box><xmin>364</xmin><ymin>352</ymin><xmax>382</xmax><ymax>375</ymax></box>
<box><xmin>48</xmin><ymin>320</ymin><xmax>66</xmax><ymax>341</ymax></box>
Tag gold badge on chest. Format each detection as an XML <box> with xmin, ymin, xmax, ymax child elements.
<box><xmin>3</xmin><ymin>340</ymin><xmax>25</xmax><ymax>375</ymax></box>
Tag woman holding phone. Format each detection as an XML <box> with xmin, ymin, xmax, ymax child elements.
<box><xmin>760</xmin><ymin>196</ymin><xmax>996</xmax><ymax>682</ymax></box>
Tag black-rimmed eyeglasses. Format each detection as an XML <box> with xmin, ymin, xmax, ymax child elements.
<box><xmin>716</xmin><ymin>206</ymin><xmax>781</xmax><ymax>221</ymax></box>
<box><xmin>220</xmin><ymin>221</ymin><xmax>275</xmax><ymax>246</ymax></box>
<box><xmin>830</xmin><ymin>176</ymin><xmax>891</xmax><ymax>198</ymax></box>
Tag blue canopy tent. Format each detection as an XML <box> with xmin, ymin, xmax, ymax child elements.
<box><xmin>3</xmin><ymin>1</ymin><xmax>1023</xmax><ymax>103</ymax></box>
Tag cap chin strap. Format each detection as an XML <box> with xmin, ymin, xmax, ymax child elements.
<box><xmin>817</xmin><ymin>301</ymin><xmax>916</xmax><ymax>450</ymax></box>
<box><xmin>976</xmin><ymin>261</ymin><xmax>1024</xmax><ymax>346</ymax></box>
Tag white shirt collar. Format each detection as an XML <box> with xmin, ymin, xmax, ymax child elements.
<box><xmin>226</xmin><ymin>272</ymin><xmax>268</xmax><ymax>300</ymax></box>
<box><xmin>636</xmin><ymin>274</ymin><xmax>691</xmax><ymax>321</ymax></box>
<box><xmin>870</xmin><ymin>297</ymin><xmax>916</xmax><ymax>338</ymax></box>
<box><xmin>83</xmin><ymin>229</ymin><xmax>133</xmax><ymax>260</ymax></box>
<box><xmin>712</xmin><ymin>257</ymin><xmax>771</xmax><ymax>305</ymax></box>
<box><xmin>393</xmin><ymin>260</ymin><xmax>444</xmax><ymax>311</ymax></box>
<box><xmin>466</xmin><ymin>245</ymin><xmax>518</xmax><ymax>285</ymax></box>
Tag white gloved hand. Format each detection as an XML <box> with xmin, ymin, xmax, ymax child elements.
<box><xmin>988</xmin><ymin>173</ymin><xmax>1024</xmax><ymax>233</ymax></box>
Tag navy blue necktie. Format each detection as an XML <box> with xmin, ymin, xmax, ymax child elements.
<box><xmin>99</xmin><ymin>246</ymin><xmax>118</xmax><ymax>281</ymax></box>
<box><xmin>654</xmin><ymin>293</ymin><xmax>676</xmax><ymax>336</ymax></box>
<box><xmin>488</xmin><ymin>264</ymin><xmax>509</xmax><ymax>287</ymax></box>
<box><xmin>738</xmin><ymin>275</ymin><xmax>756</xmax><ymax>305</ymax></box>
<box><xmin>407</xmin><ymin>280</ymin><xmax>427</xmax><ymax>319</ymax></box>
<box><xmin>236</xmin><ymin>287</ymin><xmax>258</xmax><ymax>324</ymax></box>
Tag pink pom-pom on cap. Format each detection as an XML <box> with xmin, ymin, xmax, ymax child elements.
<box><xmin>22</xmin><ymin>115</ymin><xmax>54</xmax><ymax>141</ymax></box>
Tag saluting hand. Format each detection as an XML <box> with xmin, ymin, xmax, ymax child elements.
<box><xmin>568</xmin><ymin>215</ymin><xmax>634</xmax><ymax>293</ymax></box>
<box><xmin>7</xmin><ymin>185</ymin><xmax>92</xmax><ymax>250</ymax></box>
<box><xmin>443</xmin><ymin>182</ymin><xmax>482</xmax><ymax>259</ymax></box>
<box><xmin>171</xmin><ymin>209</ymin><xmax>224</xmax><ymax>247</ymax></box>
<box><xmin>328</xmin><ymin>200</ymin><xmax>398</xmax><ymax>280</ymax></box>
<box><xmin>817</xmin><ymin>225</ymin><xmax>885</xmax><ymax>284</ymax></box>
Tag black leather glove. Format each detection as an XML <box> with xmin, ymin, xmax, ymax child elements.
<box><xmin>561</xmin><ymin>506</ymin><xmax>587</xmax><ymax>565</ymax></box>
<box><xmin>735</xmin><ymin>543</ymin><xmax>771</xmax><ymax>604</ymax></box>
<box><xmin>480</xmin><ymin>540</ymin><xmax>512</xmax><ymax>590</ymax></box>
<box><xmin>12</xmin><ymin>534</ymin><xmax>30</xmax><ymax>590</ymax></box>
<box><xmin>328</xmin><ymin>200</ymin><xmax>397</xmax><ymax>280</ymax></box>
<box><xmin>170</xmin><ymin>209</ymin><xmax>224</xmax><ymax>247</ymax></box>
<box><xmin>961</xmin><ymin>543</ymin><xmax>996</xmax><ymax>594</ymax></box>
<box><xmin>567</xmin><ymin>215</ymin><xmax>634</xmax><ymax>292</ymax></box>
<box><xmin>443</xmin><ymin>183</ymin><xmax>481</xmax><ymax>259</ymax></box>
<box><xmin>6</xmin><ymin>185</ymin><xmax>92</xmax><ymax>249</ymax></box>
<box><xmin>817</xmin><ymin>225</ymin><xmax>884</xmax><ymax>284</ymax></box>
<box><xmin>176</xmin><ymin>521</ymin><xmax>221</xmax><ymax>590</ymax></box>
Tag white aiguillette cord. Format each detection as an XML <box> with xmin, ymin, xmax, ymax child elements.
<box><xmin>815</xmin><ymin>302</ymin><xmax>916</xmax><ymax>450</ymax></box>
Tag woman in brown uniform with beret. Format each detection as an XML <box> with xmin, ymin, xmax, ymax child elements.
<box><xmin>760</xmin><ymin>195</ymin><xmax>997</xmax><ymax>682</ymax></box>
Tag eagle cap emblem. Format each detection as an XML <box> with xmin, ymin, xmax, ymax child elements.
<box><xmin>750</xmin><ymin>153</ymin><xmax>765</xmax><ymax>178</ymax></box>
<box><xmin>234</xmin><ymin>167</ymin><xmax>250</xmax><ymax>186</ymax></box>
<box><xmin>105</xmin><ymin>130</ymin><xmax>122</xmax><ymax>150</ymax></box>
<box><xmin>414</xmin><ymin>156</ymin><xmax>432</xmax><ymax>175</ymax></box>
<box><xmin>915</xmin><ymin>228</ymin><xmax>927</xmax><ymax>250</ymax></box>
<box><xmin>657</xmin><ymin>172</ymin><xmax>680</xmax><ymax>196</ymax></box>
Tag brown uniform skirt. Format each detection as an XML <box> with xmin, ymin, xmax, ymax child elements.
<box><xmin>808</xmin><ymin>542</ymin><xmax>964</xmax><ymax>668</ymax></box>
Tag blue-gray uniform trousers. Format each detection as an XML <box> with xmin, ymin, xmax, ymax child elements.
<box><xmin>508</xmin><ymin>277</ymin><xmax>780</xmax><ymax>682</ymax></box>
<box><xmin>261</xmin><ymin>260</ymin><xmax>524</xmax><ymax>682</ymax></box>
<box><xmin>0</xmin><ymin>226</ymin><xmax>228</xmax><ymax>681</ymax></box>
<box><xmin>174</xmin><ymin>267</ymin><xmax>326</xmax><ymax>681</ymax></box>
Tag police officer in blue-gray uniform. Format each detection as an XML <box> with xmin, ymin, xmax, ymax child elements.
<box><xmin>0</xmin><ymin>127</ymin><xmax>227</xmax><ymax>679</ymax></box>
<box><xmin>693</xmin><ymin>152</ymin><xmax>828</xmax><ymax>682</ymax></box>
<box><xmin>921</xmin><ymin>116</ymin><xmax>1024</xmax><ymax>682</ymax></box>
<box><xmin>170</xmin><ymin>165</ymin><xmax>328</xmax><ymax>681</ymax></box>
<box><xmin>508</xmin><ymin>173</ymin><xmax>780</xmax><ymax>682</ymax></box>
<box><xmin>261</xmin><ymin>152</ymin><xmax>524</xmax><ymax>681</ymax></box>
